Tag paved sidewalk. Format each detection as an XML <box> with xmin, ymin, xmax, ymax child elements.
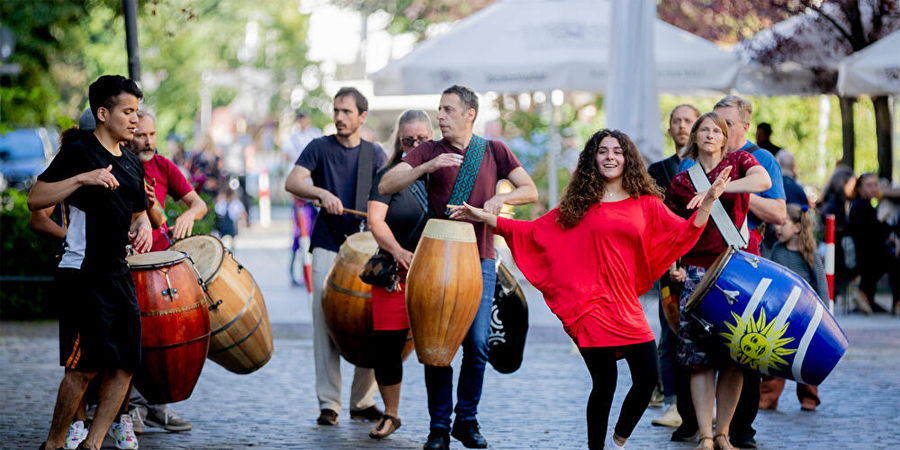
<box><xmin>3</xmin><ymin>307</ymin><xmax>899</xmax><ymax>449</ymax></box>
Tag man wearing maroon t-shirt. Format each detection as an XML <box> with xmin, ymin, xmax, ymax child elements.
<box><xmin>125</xmin><ymin>109</ymin><xmax>207</xmax><ymax>433</ymax></box>
<box><xmin>129</xmin><ymin>110</ymin><xmax>207</xmax><ymax>252</ymax></box>
<box><xmin>379</xmin><ymin>85</ymin><xmax>538</xmax><ymax>450</ymax></box>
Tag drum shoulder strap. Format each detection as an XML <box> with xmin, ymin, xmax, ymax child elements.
<box><xmin>687</xmin><ymin>163</ymin><xmax>748</xmax><ymax>248</ymax></box>
<box><xmin>355</xmin><ymin>140</ymin><xmax>375</xmax><ymax>212</ymax></box>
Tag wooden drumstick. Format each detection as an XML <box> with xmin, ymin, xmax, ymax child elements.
<box><xmin>313</xmin><ymin>202</ymin><xmax>367</xmax><ymax>218</ymax></box>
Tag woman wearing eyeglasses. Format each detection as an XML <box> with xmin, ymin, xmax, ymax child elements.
<box><xmin>366</xmin><ymin>110</ymin><xmax>433</xmax><ymax>439</ymax></box>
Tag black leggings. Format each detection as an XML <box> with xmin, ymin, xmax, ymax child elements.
<box><xmin>579</xmin><ymin>340</ymin><xmax>659</xmax><ymax>449</ymax></box>
<box><xmin>373</xmin><ymin>329</ymin><xmax>409</xmax><ymax>386</ymax></box>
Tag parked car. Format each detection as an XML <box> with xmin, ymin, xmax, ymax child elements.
<box><xmin>0</xmin><ymin>128</ymin><xmax>58</xmax><ymax>190</ymax></box>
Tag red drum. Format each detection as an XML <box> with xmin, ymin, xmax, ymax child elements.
<box><xmin>128</xmin><ymin>251</ymin><xmax>209</xmax><ymax>404</ymax></box>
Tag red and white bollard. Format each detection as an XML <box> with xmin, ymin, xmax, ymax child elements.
<box><xmin>825</xmin><ymin>214</ymin><xmax>835</xmax><ymax>313</ymax></box>
<box><xmin>259</xmin><ymin>167</ymin><xmax>271</xmax><ymax>228</ymax></box>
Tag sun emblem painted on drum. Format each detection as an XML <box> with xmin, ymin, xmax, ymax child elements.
<box><xmin>720</xmin><ymin>309</ymin><xmax>797</xmax><ymax>372</ymax></box>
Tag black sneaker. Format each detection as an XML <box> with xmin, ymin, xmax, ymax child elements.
<box><xmin>317</xmin><ymin>408</ymin><xmax>339</xmax><ymax>425</ymax></box>
<box><xmin>424</xmin><ymin>428</ymin><xmax>450</xmax><ymax>450</ymax></box>
<box><xmin>451</xmin><ymin>420</ymin><xmax>488</xmax><ymax>448</ymax></box>
<box><xmin>730</xmin><ymin>436</ymin><xmax>758</xmax><ymax>449</ymax></box>
<box><xmin>350</xmin><ymin>405</ymin><xmax>383</xmax><ymax>422</ymax></box>
<box><xmin>671</xmin><ymin>426</ymin><xmax>699</xmax><ymax>442</ymax></box>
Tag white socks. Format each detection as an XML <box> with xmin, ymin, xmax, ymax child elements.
<box><xmin>604</xmin><ymin>434</ymin><xmax>626</xmax><ymax>450</ymax></box>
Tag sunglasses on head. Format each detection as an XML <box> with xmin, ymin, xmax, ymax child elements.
<box><xmin>401</xmin><ymin>136</ymin><xmax>430</xmax><ymax>147</ymax></box>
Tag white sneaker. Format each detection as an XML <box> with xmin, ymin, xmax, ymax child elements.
<box><xmin>130</xmin><ymin>407</ymin><xmax>146</xmax><ymax>435</ymax></box>
<box><xmin>651</xmin><ymin>404</ymin><xmax>683</xmax><ymax>428</ymax></box>
<box><xmin>64</xmin><ymin>420</ymin><xmax>88</xmax><ymax>449</ymax></box>
<box><xmin>604</xmin><ymin>434</ymin><xmax>625</xmax><ymax>450</ymax></box>
<box><xmin>107</xmin><ymin>414</ymin><xmax>139</xmax><ymax>449</ymax></box>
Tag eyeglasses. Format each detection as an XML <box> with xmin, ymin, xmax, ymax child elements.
<box><xmin>401</xmin><ymin>136</ymin><xmax>430</xmax><ymax>147</ymax></box>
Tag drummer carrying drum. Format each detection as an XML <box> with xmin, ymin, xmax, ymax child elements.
<box><xmin>378</xmin><ymin>85</ymin><xmax>537</xmax><ymax>450</ymax></box>
<box><xmin>452</xmin><ymin>128</ymin><xmax>730</xmax><ymax>450</ymax></box>
<box><xmin>28</xmin><ymin>75</ymin><xmax>153</xmax><ymax>450</ymax></box>
<box><xmin>664</xmin><ymin>111</ymin><xmax>771</xmax><ymax>450</ymax></box>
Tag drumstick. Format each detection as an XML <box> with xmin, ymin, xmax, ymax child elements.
<box><xmin>313</xmin><ymin>202</ymin><xmax>367</xmax><ymax>218</ymax></box>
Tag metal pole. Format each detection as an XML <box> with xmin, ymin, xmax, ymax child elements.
<box><xmin>123</xmin><ymin>0</ymin><xmax>141</xmax><ymax>82</ymax></box>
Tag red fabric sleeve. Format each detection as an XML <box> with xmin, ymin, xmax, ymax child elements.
<box><xmin>663</xmin><ymin>173</ymin><xmax>692</xmax><ymax>219</ymax></box>
<box><xmin>489</xmin><ymin>140</ymin><xmax>522</xmax><ymax>179</ymax></box>
<box><xmin>495</xmin><ymin>213</ymin><xmax>556</xmax><ymax>290</ymax></box>
<box><xmin>401</xmin><ymin>141</ymin><xmax>436</xmax><ymax>168</ymax></box>
<box><xmin>641</xmin><ymin>196</ymin><xmax>705</xmax><ymax>285</ymax></box>
<box><xmin>163</xmin><ymin>156</ymin><xmax>193</xmax><ymax>202</ymax></box>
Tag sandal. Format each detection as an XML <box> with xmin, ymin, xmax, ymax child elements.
<box><xmin>369</xmin><ymin>414</ymin><xmax>401</xmax><ymax>439</ymax></box>
<box><xmin>714</xmin><ymin>433</ymin><xmax>735</xmax><ymax>450</ymax></box>
<box><xmin>694</xmin><ymin>436</ymin><xmax>714</xmax><ymax>450</ymax></box>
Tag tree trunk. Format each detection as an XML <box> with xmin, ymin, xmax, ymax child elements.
<box><xmin>839</xmin><ymin>96</ymin><xmax>856</xmax><ymax>170</ymax></box>
<box><xmin>872</xmin><ymin>95</ymin><xmax>893</xmax><ymax>182</ymax></box>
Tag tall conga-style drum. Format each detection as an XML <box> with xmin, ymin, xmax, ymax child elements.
<box><xmin>171</xmin><ymin>235</ymin><xmax>274</xmax><ymax>374</ymax></box>
<box><xmin>406</xmin><ymin>219</ymin><xmax>483</xmax><ymax>366</ymax></box>
<box><xmin>322</xmin><ymin>231</ymin><xmax>414</xmax><ymax>368</ymax></box>
<box><xmin>128</xmin><ymin>251</ymin><xmax>209</xmax><ymax>404</ymax></box>
<box><xmin>685</xmin><ymin>247</ymin><xmax>849</xmax><ymax>386</ymax></box>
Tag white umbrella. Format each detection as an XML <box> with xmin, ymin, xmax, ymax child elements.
<box><xmin>837</xmin><ymin>29</ymin><xmax>900</xmax><ymax>96</ymax></box>
<box><xmin>370</xmin><ymin>0</ymin><xmax>738</xmax><ymax>96</ymax></box>
<box><xmin>606</xmin><ymin>0</ymin><xmax>662</xmax><ymax>162</ymax></box>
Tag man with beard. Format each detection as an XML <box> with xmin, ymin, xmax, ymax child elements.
<box><xmin>285</xmin><ymin>87</ymin><xmax>387</xmax><ymax>426</ymax></box>
<box><xmin>124</xmin><ymin>109</ymin><xmax>206</xmax><ymax>433</ymax></box>
<box><xmin>647</xmin><ymin>104</ymin><xmax>699</xmax><ymax>435</ymax></box>
<box><xmin>130</xmin><ymin>109</ymin><xmax>208</xmax><ymax>253</ymax></box>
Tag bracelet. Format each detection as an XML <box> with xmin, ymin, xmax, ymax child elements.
<box><xmin>700</xmin><ymin>206</ymin><xmax>712</xmax><ymax>213</ymax></box>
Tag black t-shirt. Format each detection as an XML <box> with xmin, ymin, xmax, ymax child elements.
<box><xmin>368</xmin><ymin>165</ymin><xmax>428</xmax><ymax>252</ymax></box>
<box><xmin>295</xmin><ymin>135</ymin><xmax>386</xmax><ymax>252</ymax></box>
<box><xmin>38</xmin><ymin>130</ymin><xmax>149</xmax><ymax>276</ymax></box>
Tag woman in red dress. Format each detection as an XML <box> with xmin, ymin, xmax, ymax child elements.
<box><xmin>451</xmin><ymin>129</ymin><xmax>730</xmax><ymax>450</ymax></box>
<box><xmin>665</xmin><ymin>112</ymin><xmax>771</xmax><ymax>450</ymax></box>
<box><xmin>367</xmin><ymin>110</ymin><xmax>433</xmax><ymax>439</ymax></box>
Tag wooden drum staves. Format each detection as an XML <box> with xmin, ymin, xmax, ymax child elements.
<box><xmin>171</xmin><ymin>235</ymin><xmax>274</xmax><ymax>374</ymax></box>
<box><xmin>128</xmin><ymin>251</ymin><xmax>210</xmax><ymax>404</ymax></box>
<box><xmin>322</xmin><ymin>231</ymin><xmax>414</xmax><ymax>368</ymax></box>
<box><xmin>406</xmin><ymin>219</ymin><xmax>483</xmax><ymax>366</ymax></box>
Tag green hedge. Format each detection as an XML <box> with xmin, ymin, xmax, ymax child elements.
<box><xmin>0</xmin><ymin>188</ymin><xmax>62</xmax><ymax>319</ymax></box>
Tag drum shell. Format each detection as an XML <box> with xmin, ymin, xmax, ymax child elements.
<box><xmin>204</xmin><ymin>252</ymin><xmax>274</xmax><ymax>374</ymax></box>
<box><xmin>130</xmin><ymin>255</ymin><xmax>209</xmax><ymax>404</ymax></box>
<box><xmin>322</xmin><ymin>232</ymin><xmax>414</xmax><ymax>368</ymax></box>
<box><xmin>171</xmin><ymin>236</ymin><xmax>274</xmax><ymax>374</ymax></box>
<box><xmin>686</xmin><ymin>248</ymin><xmax>848</xmax><ymax>386</ymax></box>
<box><xmin>406</xmin><ymin>220</ymin><xmax>483</xmax><ymax>367</ymax></box>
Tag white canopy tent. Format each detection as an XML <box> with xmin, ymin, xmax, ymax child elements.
<box><xmin>370</xmin><ymin>0</ymin><xmax>739</xmax><ymax>96</ymax></box>
<box><xmin>837</xmin><ymin>29</ymin><xmax>900</xmax><ymax>97</ymax></box>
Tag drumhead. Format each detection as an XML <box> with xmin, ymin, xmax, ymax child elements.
<box><xmin>684</xmin><ymin>247</ymin><xmax>736</xmax><ymax>312</ymax></box>
<box><xmin>170</xmin><ymin>235</ymin><xmax>225</xmax><ymax>282</ymax></box>
<box><xmin>421</xmin><ymin>219</ymin><xmax>476</xmax><ymax>243</ymax></box>
<box><xmin>340</xmin><ymin>231</ymin><xmax>378</xmax><ymax>264</ymax></box>
<box><xmin>127</xmin><ymin>250</ymin><xmax>187</xmax><ymax>269</ymax></box>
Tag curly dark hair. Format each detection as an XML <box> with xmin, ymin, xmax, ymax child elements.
<box><xmin>556</xmin><ymin>129</ymin><xmax>662</xmax><ymax>229</ymax></box>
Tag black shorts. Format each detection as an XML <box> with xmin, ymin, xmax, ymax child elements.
<box><xmin>57</xmin><ymin>269</ymin><xmax>142</xmax><ymax>373</ymax></box>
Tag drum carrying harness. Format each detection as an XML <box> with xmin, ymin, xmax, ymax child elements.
<box><xmin>687</xmin><ymin>163</ymin><xmax>749</xmax><ymax>249</ymax></box>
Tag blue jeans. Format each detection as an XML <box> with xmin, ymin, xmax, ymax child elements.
<box><xmin>424</xmin><ymin>259</ymin><xmax>496</xmax><ymax>430</ymax></box>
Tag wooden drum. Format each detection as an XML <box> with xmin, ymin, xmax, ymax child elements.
<box><xmin>171</xmin><ymin>235</ymin><xmax>274</xmax><ymax>374</ymax></box>
<box><xmin>322</xmin><ymin>232</ymin><xmax>414</xmax><ymax>368</ymax></box>
<box><xmin>406</xmin><ymin>219</ymin><xmax>483</xmax><ymax>366</ymax></box>
<box><xmin>128</xmin><ymin>251</ymin><xmax>210</xmax><ymax>404</ymax></box>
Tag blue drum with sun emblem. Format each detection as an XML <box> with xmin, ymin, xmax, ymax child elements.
<box><xmin>684</xmin><ymin>247</ymin><xmax>849</xmax><ymax>386</ymax></box>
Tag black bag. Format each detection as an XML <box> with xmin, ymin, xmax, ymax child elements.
<box><xmin>359</xmin><ymin>250</ymin><xmax>399</xmax><ymax>288</ymax></box>
<box><xmin>488</xmin><ymin>261</ymin><xmax>529</xmax><ymax>374</ymax></box>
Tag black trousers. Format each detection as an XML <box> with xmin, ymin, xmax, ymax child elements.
<box><xmin>729</xmin><ymin>368</ymin><xmax>760</xmax><ymax>441</ymax></box>
<box><xmin>580</xmin><ymin>340</ymin><xmax>659</xmax><ymax>449</ymax></box>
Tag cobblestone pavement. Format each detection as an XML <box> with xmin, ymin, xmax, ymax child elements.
<box><xmin>3</xmin><ymin>309</ymin><xmax>899</xmax><ymax>450</ymax></box>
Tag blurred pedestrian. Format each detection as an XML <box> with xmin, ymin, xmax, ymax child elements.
<box><xmin>849</xmin><ymin>173</ymin><xmax>899</xmax><ymax>314</ymax></box>
<box><xmin>214</xmin><ymin>187</ymin><xmax>246</xmax><ymax>249</ymax></box>
<box><xmin>818</xmin><ymin>164</ymin><xmax>856</xmax><ymax>291</ymax></box>
<box><xmin>755</xmin><ymin>122</ymin><xmax>781</xmax><ymax>155</ymax></box>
